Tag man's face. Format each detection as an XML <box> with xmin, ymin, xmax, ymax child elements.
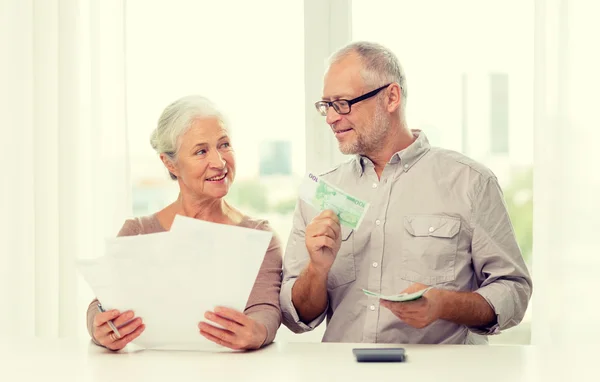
<box><xmin>322</xmin><ymin>54</ymin><xmax>390</xmax><ymax>156</ymax></box>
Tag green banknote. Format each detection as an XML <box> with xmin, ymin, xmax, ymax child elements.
<box><xmin>362</xmin><ymin>287</ymin><xmax>433</xmax><ymax>302</ymax></box>
<box><xmin>298</xmin><ymin>172</ymin><xmax>369</xmax><ymax>229</ymax></box>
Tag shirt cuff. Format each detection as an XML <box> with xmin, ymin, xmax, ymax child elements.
<box><xmin>472</xmin><ymin>283</ymin><xmax>515</xmax><ymax>335</ymax></box>
<box><xmin>245</xmin><ymin>306</ymin><xmax>281</xmax><ymax>347</ymax></box>
<box><xmin>280</xmin><ymin>278</ymin><xmax>327</xmax><ymax>333</ymax></box>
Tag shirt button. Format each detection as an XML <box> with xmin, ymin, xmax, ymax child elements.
<box><xmin>375</xmin><ymin>219</ymin><xmax>381</xmax><ymax>226</ymax></box>
<box><xmin>429</xmin><ymin>226</ymin><xmax>435</xmax><ymax>233</ymax></box>
<box><xmin>404</xmin><ymin>164</ymin><xmax>409</xmax><ymax>169</ymax></box>
<box><xmin>369</xmin><ymin>305</ymin><xmax>376</xmax><ymax>311</ymax></box>
<box><xmin>372</xmin><ymin>262</ymin><xmax>378</xmax><ymax>268</ymax></box>
<box><xmin>372</xmin><ymin>183</ymin><xmax>378</xmax><ymax>189</ymax></box>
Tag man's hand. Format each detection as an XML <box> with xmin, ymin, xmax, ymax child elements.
<box><xmin>305</xmin><ymin>210</ymin><xmax>341</xmax><ymax>273</ymax></box>
<box><xmin>289</xmin><ymin>210</ymin><xmax>341</xmax><ymax>324</ymax></box>
<box><xmin>380</xmin><ymin>283</ymin><xmax>444</xmax><ymax>329</ymax></box>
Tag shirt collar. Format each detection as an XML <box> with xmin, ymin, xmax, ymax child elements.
<box><xmin>353</xmin><ymin>129</ymin><xmax>431</xmax><ymax>176</ymax></box>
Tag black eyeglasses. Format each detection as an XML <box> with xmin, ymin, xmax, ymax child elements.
<box><xmin>314</xmin><ymin>83</ymin><xmax>391</xmax><ymax>116</ymax></box>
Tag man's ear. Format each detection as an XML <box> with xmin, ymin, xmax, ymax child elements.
<box><xmin>160</xmin><ymin>153</ymin><xmax>179</xmax><ymax>178</ymax></box>
<box><xmin>386</xmin><ymin>83</ymin><xmax>402</xmax><ymax>113</ymax></box>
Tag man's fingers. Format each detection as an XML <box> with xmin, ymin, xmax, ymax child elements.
<box><xmin>314</xmin><ymin>213</ymin><xmax>341</xmax><ymax>230</ymax></box>
<box><xmin>381</xmin><ymin>302</ymin><xmax>427</xmax><ymax>323</ymax></box>
<box><xmin>327</xmin><ymin>216</ymin><xmax>342</xmax><ymax>235</ymax></box>
<box><xmin>313</xmin><ymin>209</ymin><xmax>339</xmax><ymax>221</ymax></box>
<box><xmin>400</xmin><ymin>283</ymin><xmax>429</xmax><ymax>295</ymax></box>
<box><xmin>310</xmin><ymin>225</ymin><xmax>338</xmax><ymax>241</ymax></box>
<box><xmin>380</xmin><ymin>300</ymin><xmax>393</xmax><ymax>311</ymax></box>
<box><xmin>308</xmin><ymin>216</ymin><xmax>341</xmax><ymax>238</ymax></box>
<box><xmin>310</xmin><ymin>236</ymin><xmax>337</xmax><ymax>252</ymax></box>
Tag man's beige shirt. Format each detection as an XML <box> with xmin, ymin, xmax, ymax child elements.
<box><xmin>280</xmin><ymin>130</ymin><xmax>532</xmax><ymax>344</ymax></box>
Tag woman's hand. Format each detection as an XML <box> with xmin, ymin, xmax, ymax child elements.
<box><xmin>92</xmin><ymin>309</ymin><xmax>145</xmax><ymax>351</ymax></box>
<box><xmin>198</xmin><ymin>307</ymin><xmax>267</xmax><ymax>350</ymax></box>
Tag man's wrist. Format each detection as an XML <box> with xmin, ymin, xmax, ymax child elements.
<box><xmin>307</xmin><ymin>261</ymin><xmax>330</xmax><ymax>281</ymax></box>
<box><xmin>430</xmin><ymin>288</ymin><xmax>451</xmax><ymax>321</ymax></box>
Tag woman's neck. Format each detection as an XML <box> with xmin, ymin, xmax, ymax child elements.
<box><xmin>176</xmin><ymin>192</ymin><xmax>234</xmax><ymax>224</ymax></box>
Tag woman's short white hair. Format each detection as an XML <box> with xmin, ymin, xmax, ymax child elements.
<box><xmin>328</xmin><ymin>41</ymin><xmax>407</xmax><ymax>108</ymax></box>
<box><xmin>150</xmin><ymin>95</ymin><xmax>228</xmax><ymax>180</ymax></box>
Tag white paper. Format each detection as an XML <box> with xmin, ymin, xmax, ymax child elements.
<box><xmin>77</xmin><ymin>215</ymin><xmax>272</xmax><ymax>350</ymax></box>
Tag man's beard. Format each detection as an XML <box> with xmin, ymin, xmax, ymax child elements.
<box><xmin>339</xmin><ymin>103</ymin><xmax>390</xmax><ymax>156</ymax></box>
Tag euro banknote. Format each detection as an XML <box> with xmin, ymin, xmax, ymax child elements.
<box><xmin>298</xmin><ymin>172</ymin><xmax>369</xmax><ymax>230</ymax></box>
<box><xmin>362</xmin><ymin>287</ymin><xmax>433</xmax><ymax>302</ymax></box>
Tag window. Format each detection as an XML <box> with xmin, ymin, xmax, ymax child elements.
<box><xmin>489</xmin><ymin>73</ymin><xmax>510</xmax><ymax>155</ymax></box>
<box><xmin>126</xmin><ymin>0</ymin><xmax>305</xmax><ymax>251</ymax></box>
<box><xmin>353</xmin><ymin>0</ymin><xmax>534</xmax><ymax>344</ymax></box>
<box><xmin>125</xmin><ymin>0</ymin><xmax>319</xmax><ymax>343</ymax></box>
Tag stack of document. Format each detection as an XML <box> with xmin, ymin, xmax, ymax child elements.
<box><xmin>77</xmin><ymin>215</ymin><xmax>272</xmax><ymax>351</ymax></box>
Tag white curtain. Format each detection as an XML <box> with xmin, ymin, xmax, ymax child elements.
<box><xmin>532</xmin><ymin>0</ymin><xmax>600</xmax><ymax>344</ymax></box>
<box><xmin>0</xmin><ymin>0</ymin><xmax>130</xmax><ymax>338</ymax></box>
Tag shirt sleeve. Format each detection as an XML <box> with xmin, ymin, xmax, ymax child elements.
<box><xmin>470</xmin><ymin>176</ymin><xmax>533</xmax><ymax>335</ymax></box>
<box><xmin>243</xmin><ymin>220</ymin><xmax>283</xmax><ymax>347</ymax></box>
<box><xmin>279</xmin><ymin>200</ymin><xmax>328</xmax><ymax>333</ymax></box>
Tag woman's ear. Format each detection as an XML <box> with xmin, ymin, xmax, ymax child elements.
<box><xmin>160</xmin><ymin>153</ymin><xmax>179</xmax><ymax>178</ymax></box>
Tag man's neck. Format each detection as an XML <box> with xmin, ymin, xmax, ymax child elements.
<box><xmin>365</xmin><ymin>124</ymin><xmax>414</xmax><ymax>178</ymax></box>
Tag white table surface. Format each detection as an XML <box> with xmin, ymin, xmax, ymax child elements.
<box><xmin>0</xmin><ymin>339</ymin><xmax>594</xmax><ymax>382</ymax></box>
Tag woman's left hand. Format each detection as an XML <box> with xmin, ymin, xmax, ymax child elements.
<box><xmin>199</xmin><ymin>307</ymin><xmax>267</xmax><ymax>350</ymax></box>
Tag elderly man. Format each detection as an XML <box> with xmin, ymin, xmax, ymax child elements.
<box><xmin>280</xmin><ymin>41</ymin><xmax>532</xmax><ymax>344</ymax></box>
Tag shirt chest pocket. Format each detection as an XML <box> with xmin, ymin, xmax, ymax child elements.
<box><xmin>327</xmin><ymin>226</ymin><xmax>355</xmax><ymax>290</ymax></box>
<box><xmin>399</xmin><ymin>215</ymin><xmax>461</xmax><ymax>285</ymax></box>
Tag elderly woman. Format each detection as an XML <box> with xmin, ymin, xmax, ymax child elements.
<box><xmin>86</xmin><ymin>95</ymin><xmax>283</xmax><ymax>351</ymax></box>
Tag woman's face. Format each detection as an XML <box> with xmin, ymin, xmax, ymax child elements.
<box><xmin>166</xmin><ymin>117</ymin><xmax>235</xmax><ymax>200</ymax></box>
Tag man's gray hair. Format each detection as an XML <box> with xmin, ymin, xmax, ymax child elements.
<box><xmin>328</xmin><ymin>41</ymin><xmax>407</xmax><ymax>107</ymax></box>
<box><xmin>150</xmin><ymin>95</ymin><xmax>228</xmax><ymax>180</ymax></box>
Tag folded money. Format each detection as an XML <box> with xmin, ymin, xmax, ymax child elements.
<box><xmin>362</xmin><ymin>287</ymin><xmax>433</xmax><ymax>302</ymax></box>
<box><xmin>298</xmin><ymin>172</ymin><xmax>369</xmax><ymax>229</ymax></box>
